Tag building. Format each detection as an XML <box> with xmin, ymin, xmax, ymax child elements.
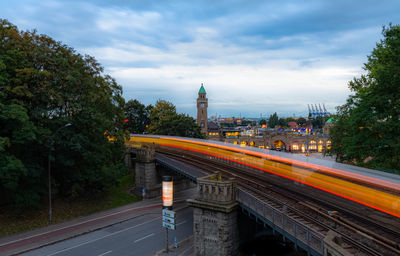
<box><xmin>323</xmin><ymin>118</ymin><xmax>335</xmax><ymax>135</ymax></box>
<box><xmin>196</xmin><ymin>83</ymin><xmax>208</xmax><ymax>136</ymax></box>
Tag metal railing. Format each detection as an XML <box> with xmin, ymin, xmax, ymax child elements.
<box><xmin>237</xmin><ymin>188</ymin><xmax>324</xmax><ymax>255</ymax></box>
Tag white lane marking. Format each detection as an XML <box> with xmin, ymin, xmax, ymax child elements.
<box><xmin>0</xmin><ymin>203</ymin><xmax>162</xmax><ymax>248</ymax></box>
<box><xmin>133</xmin><ymin>233</ymin><xmax>154</xmax><ymax>243</ymax></box>
<box><xmin>98</xmin><ymin>251</ymin><xmax>112</xmax><ymax>256</ymax></box>
<box><xmin>178</xmin><ymin>245</ymin><xmax>193</xmax><ymax>256</ymax></box>
<box><xmin>0</xmin><ymin>197</ymin><xmax>191</xmax><ymax>248</ymax></box>
<box><xmin>44</xmin><ymin>217</ymin><xmax>160</xmax><ymax>256</ymax></box>
<box><xmin>176</xmin><ymin>221</ymin><xmax>186</xmax><ymax>226</ymax></box>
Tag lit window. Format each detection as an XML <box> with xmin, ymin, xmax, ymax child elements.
<box><xmin>292</xmin><ymin>144</ymin><xmax>299</xmax><ymax>150</ymax></box>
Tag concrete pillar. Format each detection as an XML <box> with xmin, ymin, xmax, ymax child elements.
<box><xmin>188</xmin><ymin>173</ymin><xmax>239</xmax><ymax>256</ymax></box>
<box><xmin>134</xmin><ymin>145</ymin><xmax>160</xmax><ymax>198</ymax></box>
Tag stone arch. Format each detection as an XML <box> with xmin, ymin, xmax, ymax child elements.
<box><xmin>249</xmin><ymin>141</ymin><xmax>256</xmax><ymax>147</ymax></box>
<box><xmin>269</xmin><ymin>135</ymin><xmax>289</xmax><ymax>150</ymax></box>
<box><xmin>273</xmin><ymin>140</ymin><xmax>286</xmax><ymax>150</ymax></box>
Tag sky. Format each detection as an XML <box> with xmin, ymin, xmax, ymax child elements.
<box><xmin>1</xmin><ymin>0</ymin><xmax>400</xmax><ymax>118</ymax></box>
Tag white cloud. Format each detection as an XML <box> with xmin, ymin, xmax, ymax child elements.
<box><xmin>96</xmin><ymin>9</ymin><xmax>161</xmax><ymax>32</ymax></box>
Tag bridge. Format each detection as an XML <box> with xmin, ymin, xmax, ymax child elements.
<box><xmin>128</xmin><ymin>135</ymin><xmax>400</xmax><ymax>256</ymax></box>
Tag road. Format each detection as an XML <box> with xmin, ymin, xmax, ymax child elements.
<box><xmin>21</xmin><ymin>207</ymin><xmax>193</xmax><ymax>256</ymax></box>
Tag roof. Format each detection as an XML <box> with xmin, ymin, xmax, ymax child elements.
<box><xmin>326</xmin><ymin>118</ymin><xmax>334</xmax><ymax>124</ymax></box>
<box><xmin>288</xmin><ymin>122</ymin><xmax>297</xmax><ymax>127</ymax></box>
<box><xmin>207</xmin><ymin>121</ymin><xmax>219</xmax><ymax>130</ymax></box>
<box><xmin>199</xmin><ymin>83</ymin><xmax>206</xmax><ymax>94</ymax></box>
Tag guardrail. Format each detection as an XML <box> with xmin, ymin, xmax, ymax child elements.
<box><xmin>237</xmin><ymin>188</ymin><xmax>324</xmax><ymax>256</ymax></box>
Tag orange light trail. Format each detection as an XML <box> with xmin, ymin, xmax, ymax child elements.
<box><xmin>164</xmin><ymin>137</ymin><xmax>400</xmax><ymax>193</ymax></box>
<box><xmin>129</xmin><ymin>136</ymin><xmax>400</xmax><ymax>218</ymax></box>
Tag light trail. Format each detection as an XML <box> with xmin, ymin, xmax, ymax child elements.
<box><xmin>130</xmin><ymin>136</ymin><xmax>400</xmax><ymax>218</ymax></box>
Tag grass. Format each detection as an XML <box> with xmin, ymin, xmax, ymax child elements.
<box><xmin>0</xmin><ymin>173</ymin><xmax>139</xmax><ymax>238</ymax></box>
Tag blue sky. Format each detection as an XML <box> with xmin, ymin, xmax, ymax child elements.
<box><xmin>1</xmin><ymin>0</ymin><xmax>399</xmax><ymax>118</ymax></box>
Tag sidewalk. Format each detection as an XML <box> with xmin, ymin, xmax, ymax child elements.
<box><xmin>155</xmin><ymin>236</ymin><xmax>194</xmax><ymax>256</ymax></box>
<box><xmin>0</xmin><ymin>188</ymin><xmax>196</xmax><ymax>256</ymax></box>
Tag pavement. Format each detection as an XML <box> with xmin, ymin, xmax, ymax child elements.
<box><xmin>0</xmin><ymin>188</ymin><xmax>197</xmax><ymax>256</ymax></box>
<box><xmin>154</xmin><ymin>236</ymin><xmax>194</xmax><ymax>256</ymax></box>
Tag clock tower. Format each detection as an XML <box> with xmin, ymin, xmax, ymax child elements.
<box><xmin>197</xmin><ymin>83</ymin><xmax>208</xmax><ymax>136</ymax></box>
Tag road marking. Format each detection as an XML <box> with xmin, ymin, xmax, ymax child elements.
<box><xmin>0</xmin><ymin>198</ymin><xmax>188</xmax><ymax>249</ymax></box>
<box><xmin>134</xmin><ymin>233</ymin><xmax>154</xmax><ymax>243</ymax></box>
<box><xmin>98</xmin><ymin>251</ymin><xmax>112</xmax><ymax>256</ymax></box>
<box><xmin>0</xmin><ymin>203</ymin><xmax>160</xmax><ymax>248</ymax></box>
<box><xmin>176</xmin><ymin>221</ymin><xmax>186</xmax><ymax>226</ymax></box>
<box><xmin>44</xmin><ymin>217</ymin><xmax>160</xmax><ymax>256</ymax></box>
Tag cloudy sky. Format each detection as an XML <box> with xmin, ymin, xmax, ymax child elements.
<box><xmin>1</xmin><ymin>0</ymin><xmax>399</xmax><ymax>118</ymax></box>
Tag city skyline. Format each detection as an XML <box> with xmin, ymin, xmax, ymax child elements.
<box><xmin>1</xmin><ymin>0</ymin><xmax>400</xmax><ymax>117</ymax></box>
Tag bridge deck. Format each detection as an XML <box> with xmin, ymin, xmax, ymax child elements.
<box><xmin>156</xmin><ymin>153</ymin><xmax>207</xmax><ymax>182</ymax></box>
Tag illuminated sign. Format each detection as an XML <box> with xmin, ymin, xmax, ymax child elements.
<box><xmin>162</xmin><ymin>176</ymin><xmax>173</xmax><ymax>208</ymax></box>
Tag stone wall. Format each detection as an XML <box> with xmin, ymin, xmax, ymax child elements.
<box><xmin>188</xmin><ymin>173</ymin><xmax>239</xmax><ymax>256</ymax></box>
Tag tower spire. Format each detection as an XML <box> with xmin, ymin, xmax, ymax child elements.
<box><xmin>197</xmin><ymin>83</ymin><xmax>208</xmax><ymax>136</ymax></box>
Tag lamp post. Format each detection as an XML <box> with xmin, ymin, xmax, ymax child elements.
<box><xmin>48</xmin><ymin>123</ymin><xmax>71</xmax><ymax>225</ymax></box>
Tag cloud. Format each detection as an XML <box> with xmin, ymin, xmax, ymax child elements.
<box><xmin>1</xmin><ymin>0</ymin><xmax>400</xmax><ymax>118</ymax></box>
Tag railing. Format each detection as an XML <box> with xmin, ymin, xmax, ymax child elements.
<box><xmin>237</xmin><ymin>188</ymin><xmax>324</xmax><ymax>255</ymax></box>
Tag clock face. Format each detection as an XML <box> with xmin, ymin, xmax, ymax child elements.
<box><xmin>200</xmin><ymin>103</ymin><xmax>205</xmax><ymax>108</ymax></box>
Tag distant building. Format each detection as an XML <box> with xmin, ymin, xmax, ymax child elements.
<box><xmin>207</xmin><ymin>121</ymin><xmax>220</xmax><ymax>139</ymax></box>
<box><xmin>196</xmin><ymin>83</ymin><xmax>208</xmax><ymax>136</ymax></box>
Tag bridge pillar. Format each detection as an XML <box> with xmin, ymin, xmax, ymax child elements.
<box><xmin>188</xmin><ymin>173</ymin><xmax>239</xmax><ymax>256</ymax></box>
<box><xmin>134</xmin><ymin>145</ymin><xmax>160</xmax><ymax>198</ymax></box>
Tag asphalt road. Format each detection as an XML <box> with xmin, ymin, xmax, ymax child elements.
<box><xmin>21</xmin><ymin>207</ymin><xmax>193</xmax><ymax>256</ymax></box>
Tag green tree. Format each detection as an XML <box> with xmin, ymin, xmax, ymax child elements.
<box><xmin>311</xmin><ymin>116</ymin><xmax>327</xmax><ymax>129</ymax></box>
<box><xmin>147</xmin><ymin>100</ymin><xmax>203</xmax><ymax>138</ymax></box>
<box><xmin>297</xmin><ymin>117</ymin><xmax>307</xmax><ymax>127</ymax></box>
<box><xmin>259</xmin><ymin>119</ymin><xmax>267</xmax><ymax>126</ymax></box>
<box><xmin>329</xmin><ymin>24</ymin><xmax>400</xmax><ymax>172</ymax></box>
<box><xmin>124</xmin><ymin>99</ymin><xmax>152</xmax><ymax>134</ymax></box>
<box><xmin>268</xmin><ymin>112</ymin><xmax>278</xmax><ymax>128</ymax></box>
<box><xmin>0</xmin><ymin>19</ymin><xmax>126</xmax><ymax>209</ymax></box>
<box><xmin>278</xmin><ymin>118</ymin><xmax>288</xmax><ymax>127</ymax></box>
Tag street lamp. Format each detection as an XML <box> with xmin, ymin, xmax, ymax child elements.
<box><xmin>48</xmin><ymin>123</ymin><xmax>72</xmax><ymax>224</ymax></box>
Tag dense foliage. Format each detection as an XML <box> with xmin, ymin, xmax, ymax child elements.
<box><xmin>147</xmin><ymin>100</ymin><xmax>204</xmax><ymax>138</ymax></box>
<box><xmin>267</xmin><ymin>112</ymin><xmax>279</xmax><ymax>128</ymax></box>
<box><xmin>329</xmin><ymin>25</ymin><xmax>400</xmax><ymax>172</ymax></box>
<box><xmin>0</xmin><ymin>20</ymin><xmax>127</xmax><ymax>210</ymax></box>
<box><xmin>124</xmin><ymin>99</ymin><xmax>152</xmax><ymax>134</ymax></box>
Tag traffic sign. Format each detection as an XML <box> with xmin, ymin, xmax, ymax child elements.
<box><xmin>163</xmin><ymin>222</ymin><xmax>176</xmax><ymax>230</ymax></box>
<box><xmin>163</xmin><ymin>216</ymin><xmax>175</xmax><ymax>224</ymax></box>
<box><xmin>162</xmin><ymin>209</ymin><xmax>176</xmax><ymax>218</ymax></box>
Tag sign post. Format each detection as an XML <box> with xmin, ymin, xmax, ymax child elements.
<box><xmin>162</xmin><ymin>176</ymin><xmax>174</xmax><ymax>253</ymax></box>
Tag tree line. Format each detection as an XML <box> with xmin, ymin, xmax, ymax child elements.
<box><xmin>0</xmin><ymin>19</ymin><xmax>128</xmax><ymax>210</ymax></box>
<box><xmin>260</xmin><ymin>113</ymin><xmax>328</xmax><ymax>129</ymax></box>
<box><xmin>0</xmin><ymin>20</ymin><xmax>203</xmax><ymax>211</ymax></box>
<box><xmin>124</xmin><ymin>99</ymin><xmax>203</xmax><ymax>138</ymax></box>
<box><xmin>328</xmin><ymin>24</ymin><xmax>400</xmax><ymax>173</ymax></box>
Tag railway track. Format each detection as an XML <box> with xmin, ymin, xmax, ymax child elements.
<box><xmin>158</xmin><ymin>149</ymin><xmax>400</xmax><ymax>256</ymax></box>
